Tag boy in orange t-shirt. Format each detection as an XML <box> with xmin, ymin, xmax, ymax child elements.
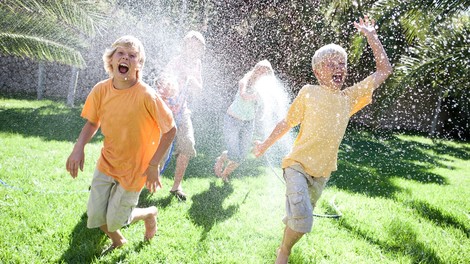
<box><xmin>253</xmin><ymin>16</ymin><xmax>393</xmax><ymax>263</ymax></box>
<box><xmin>66</xmin><ymin>35</ymin><xmax>176</xmax><ymax>252</ymax></box>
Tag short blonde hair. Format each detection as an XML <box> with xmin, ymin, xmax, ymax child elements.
<box><xmin>183</xmin><ymin>30</ymin><xmax>206</xmax><ymax>47</ymax></box>
<box><xmin>311</xmin><ymin>44</ymin><xmax>347</xmax><ymax>71</ymax></box>
<box><xmin>102</xmin><ymin>35</ymin><xmax>146</xmax><ymax>78</ymax></box>
<box><xmin>253</xmin><ymin>59</ymin><xmax>274</xmax><ymax>76</ymax></box>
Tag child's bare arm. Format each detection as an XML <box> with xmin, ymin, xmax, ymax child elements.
<box><xmin>253</xmin><ymin>119</ymin><xmax>290</xmax><ymax>157</ymax></box>
<box><xmin>354</xmin><ymin>15</ymin><xmax>393</xmax><ymax>88</ymax></box>
<box><xmin>66</xmin><ymin>121</ymin><xmax>99</xmax><ymax>178</ymax></box>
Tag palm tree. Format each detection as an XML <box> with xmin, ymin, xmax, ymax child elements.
<box><xmin>0</xmin><ymin>0</ymin><xmax>109</xmax><ymax>66</ymax></box>
<box><xmin>395</xmin><ymin>14</ymin><xmax>469</xmax><ymax>138</ymax></box>
<box><xmin>0</xmin><ymin>0</ymin><xmax>110</xmax><ymax>103</ymax></box>
<box><xmin>368</xmin><ymin>0</ymin><xmax>470</xmax><ymax>138</ymax></box>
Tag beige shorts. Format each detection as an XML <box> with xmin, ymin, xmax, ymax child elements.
<box><xmin>87</xmin><ymin>169</ymin><xmax>141</xmax><ymax>232</ymax></box>
<box><xmin>173</xmin><ymin>112</ymin><xmax>196</xmax><ymax>158</ymax></box>
<box><xmin>282</xmin><ymin>167</ymin><xmax>329</xmax><ymax>233</ymax></box>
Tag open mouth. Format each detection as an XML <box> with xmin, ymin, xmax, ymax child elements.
<box><xmin>332</xmin><ymin>74</ymin><xmax>343</xmax><ymax>83</ymax></box>
<box><xmin>118</xmin><ymin>63</ymin><xmax>129</xmax><ymax>74</ymax></box>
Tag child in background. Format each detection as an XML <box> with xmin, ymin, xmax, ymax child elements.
<box><xmin>161</xmin><ymin>30</ymin><xmax>205</xmax><ymax>201</ymax></box>
<box><xmin>253</xmin><ymin>16</ymin><xmax>393</xmax><ymax>263</ymax></box>
<box><xmin>66</xmin><ymin>35</ymin><xmax>176</xmax><ymax>253</ymax></box>
<box><xmin>214</xmin><ymin>60</ymin><xmax>274</xmax><ymax>182</ymax></box>
<box><xmin>155</xmin><ymin>74</ymin><xmax>180</xmax><ymax>116</ymax></box>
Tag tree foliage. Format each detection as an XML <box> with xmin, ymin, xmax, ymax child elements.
<box><xmin>0</xmin><ymin>0</ymin><xmax>110</xmax><ymax>68</ymax></box>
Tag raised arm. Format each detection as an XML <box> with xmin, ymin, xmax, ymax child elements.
<box><xmin>66</xmin><ymin>120</ymin><xmax>100</xmax><ymax>178</ymax></box>
<box><xmin>354</xmin><ymin>15</ymin><xmax>393</xmax><ymax>88</ymax></box>
<box><xmin>253</xmin><ymin>118</ymin><xmax>290</xmax><ymax>157</ymax></box>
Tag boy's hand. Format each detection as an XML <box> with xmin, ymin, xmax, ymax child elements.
<box><xmin>354</xmin><ymin>15</ymin><xmax>377</xmax><ymax>37</ymax></box>
<box><xmin>66</xmin><ymin>149</ymin><xmax>84</xmax><ymax>178</ymax></box>
<box><xmin>253</xmin><ymin>140</ymin><xmax>265</xmax><ymax>157</ymax></box>
<box><xmin>144</xmin><ymin>165</ymin><xmax>162</xmax><ymax>193</ymax></box>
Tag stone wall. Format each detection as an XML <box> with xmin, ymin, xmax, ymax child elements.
<box><xmin>0</xmin><ymin>54</ymin><xmax>106</xmax><ymax>104</ymax></box>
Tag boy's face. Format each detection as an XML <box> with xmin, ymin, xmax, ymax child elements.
<box><xmin>111</xmin><ymin>45</ymin><xmax>141</xmax><ymax>82</ymax></box>
<box><xmin>314</xmin><ymin>55</ymin><xmax>347</xmax><ymax>90</ymax></box>
<box><xmin>184</xmin><ymin>38</ymin><xmax>205</xmax><ymax>59</ymax></box>
<box><xmin>253</xmin><ymin>66</ymin><xmax>270</xmax><ymax>78</ymax></box>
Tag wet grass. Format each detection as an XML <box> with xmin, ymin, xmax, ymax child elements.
<box><xmin>0</xmin><ymin>97</ymin><xmax>469</xmax><ymax>263</ymax></box>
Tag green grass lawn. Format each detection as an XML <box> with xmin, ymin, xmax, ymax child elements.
<box><xmin>0</xmin><ymin>97</ymin><xmax>469</xmax><ymax>263</ymax></box>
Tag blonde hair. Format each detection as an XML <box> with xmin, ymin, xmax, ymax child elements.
<box><xmin>253</xmin><ymin>59</ymin><xmax>274</xmax><ymax>75</ymax></box>
<box><xmin>102</xmin><ymin>35</ymin><xmax>146</xmax><ymax>79</ymax></box>
<box><xmin>311</xmin><ymin>44</ymin><xmax>347</xmax><ymax>71</ymax></box>
<box><xmin>244</xmin><ymin>59</ymin><xmax>274</xmax><ymax>88</ymax></box>
<box><xmin>183</xmin><ymin>30</ymin><xmax>206</xmax><ymax>47</ymax></box>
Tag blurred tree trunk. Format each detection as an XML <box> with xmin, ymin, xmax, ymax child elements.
<box><xmin>67</xmin><ymin>67</ymin><xmax>79</xmax><ymax>107</ymax></box>
<box><xmin>430</xmin><ymin>85</ymin><xmax>444</xmax><ymax>138</ymax></box>
<box><xmin>37</xmin><ymin>62</ymin><xmax>45</xmax><ymax>100</ymax></box>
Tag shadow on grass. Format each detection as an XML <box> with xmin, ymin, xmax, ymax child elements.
<box><xmin>0</xmin><ymin>105</ymin><xmax>103</xmax><ymax>142</ymax></box>
<box><xmin>58</xmin><ymin>212</ymin><xmax>106</xmax><ymax>263</ymax></box>
<box><xmin>59</xmin><ymin>212</ymin><xmax>154</xmax><ymax>263</ymax></box>
<box><xmin>404</xmin><ymin>199</ymin><xmax>470</xmax><ymax>238</ymax></box>
<box><xmin>328</xmin><ymin>128</ymin><xmax>454</xmax><ymax>197</ymax></box>
<box><xmin>105</xmin><ymin>240</ymin><xmax>149</xmax><ymax>264</ymax></box>
<box><xmin>188</xmin><ymin>181</ymin><xmax>238</xmax><ymax>241</ymax></box>
<box><xmin>139</xmin><ymin>188</ymin><xmax>174</xmax><ymax>210</ymax></box>
<box><xmin>337</xmin><ymin>218</ymin><xmax>443</xmax><ymax>263</ymax></box>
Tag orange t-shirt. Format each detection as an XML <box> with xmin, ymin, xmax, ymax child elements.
<box><xmin>82</xmin><ymin>79</ymin><xmax>175</xmax><ymax>191</ymax></box>
<box><xmin>282</xmin><ymin>76</ymin><xmax>374</xmax><ymax>177</ymax></box>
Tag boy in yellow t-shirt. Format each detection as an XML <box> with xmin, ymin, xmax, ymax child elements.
<box><xmin>253</xmin><ymin>16</ymin><xmax>392</xmax><ymax>263</ymax></box>
<box><xmin>66</xmin><ymin>35</ymin><xmax>176</xmax><ymax>253</ymax></box>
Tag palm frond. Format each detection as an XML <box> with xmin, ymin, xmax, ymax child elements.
<box><xmin>0</xmin><ymin>33</ymin><xmax>85</xmax><ymax>67</ymax></box>
<box><xmin>5</xmin><ymin>0</ymin><xmax>109</xmax><ymax>37</ymax></box>
<box><xmin>371</xmin><ymin>0</ymin><xmax>470</xmax><ymax>42</ymax></box>
<box><xmin>395</xmin><ymin>17</ymin><xmax>469</xmax><ymax>95</ymax></box>
<box><xmin>0</xmin><ymin>0</ymin><xmax>110</xmax><ymax>67</ymax></box>
<box><xmin>0</xmin><ymin>8</ymin><xmax>88</xmax><ymax>49</ymax></box>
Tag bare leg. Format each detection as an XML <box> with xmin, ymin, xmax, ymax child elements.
<box><xmin>131</xmin><ymin>206</ymin><xmax>158</xmax><ymax>241</ymax></box>
<box><xmin>275</xmin><ymin>226</ymin><xmax>304</xmax><ymax>264</ymax></box>
<box><xmin>214</xmin><ymin>151</ymin><xmax>228</xmax><ymax>177</ymax></box>
<box><xmin>220</xmin><ymin>160</ymin><xmax>239</xmax><ymax>182</ymax></box>
<box><xmin>171</xmin><ymin>154</ymin><xmax>190</xmax><ymax>192</ymax></box>
<box><xmin>100</xmin><ymin>225</ymin><xmax>127</xmax><ymax>248</ymax></box>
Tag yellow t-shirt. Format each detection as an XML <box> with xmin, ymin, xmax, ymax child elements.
<box><xmin>282</xmin><ymin>76</ymin><xmax>374</xmax><ymax>177</ymax></box>
<box><xmin>82</xmin><ymin>79</ymin><xmax>175</xmax><ymax>191</ymax></box>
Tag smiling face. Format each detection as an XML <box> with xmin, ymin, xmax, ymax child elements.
<box><xmin>314</xmin><ymin>54</ymin><xmax>347</xmax><ymax>90</ymax></box>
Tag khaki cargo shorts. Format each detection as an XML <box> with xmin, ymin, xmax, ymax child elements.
<box><xmin>282</xmin><ymin>167</ymin><xmax>329</xmax><ymax>233</ymax></box>
<box><xmin>86</xmin><ymin>169</ymin><xmax>140</xmax><ymax>232</ymax></box>
<box><xmin>173</xmin><ymin>112</ymin><xmax>196</xmax><ymax>158</ymax></box>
